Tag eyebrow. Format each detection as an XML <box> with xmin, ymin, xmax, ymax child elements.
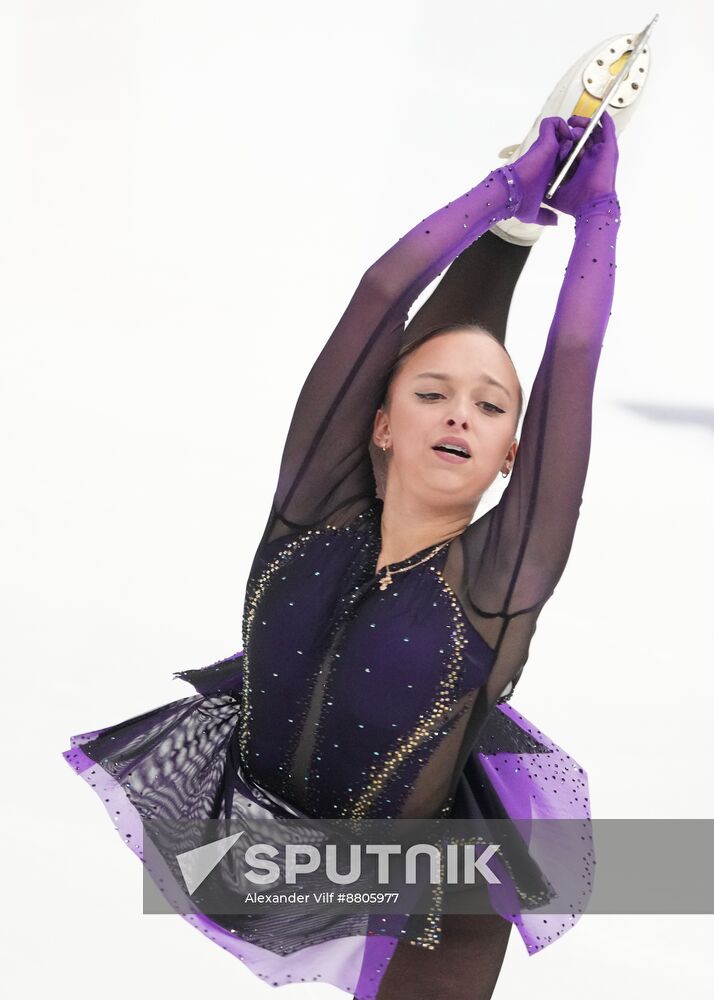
<box><xmin>413</xmin><ymin>371</ymin><xmax>512</xmax><ymax>399</ymax></box>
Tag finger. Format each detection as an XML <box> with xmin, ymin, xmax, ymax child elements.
<box><xmin>567</xmin><ymin>115</ymin><xmax>601</xmax><ymax>151</ymax></box>
<box><xmin>568</xmin><ymin>129</ymin><xmax>587</xmax><ymax>162</ymax></box>
<box><xmin>555</xmin><ymin>117</ymin><xmax>573</xmax><ymax>141</ymax></box>
<box><xmin>587</xmin><ymin>119</ymin><xmax>607</xmax><ymax>145</ymax></box>
<box><xmin>535</xmin><ymin>206</ymin><xmax>559</xmax><ymax>227</ymax></box>
<box><xmin>599</xmin><ymin>109</ymin><xmax>617</xmax><ymax>144</ymax></box>
<box><xmin>579</xmin><ymin>121</ymin><xmax>607</xmax><ymax>151</ymax></box>
<box><xmin>582</xmin><ymin>130</ymin><xmax>602</xmax><ymax>150</ymax></box>
<box><xmin>540</xmin><ymin>116</ymin><xmax>568</xmax><ymax>142</ymax></box>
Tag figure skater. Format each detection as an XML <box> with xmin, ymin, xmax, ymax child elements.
<box><xmin>63</xmin><ymin>30</ymin><xmax>649</xmax><ymax>1000</ymax></box>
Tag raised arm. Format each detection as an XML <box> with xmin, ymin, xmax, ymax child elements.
<box><xmin>260</xmin><ymin>120</ymin><xmax>573</xmax><ymax>547</ymax></box>
<box><xmin>453</xmin><ymin>112</ymin><xmax>621</xmax><ymax>707</ymax></box>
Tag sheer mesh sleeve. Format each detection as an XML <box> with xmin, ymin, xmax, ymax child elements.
<box><xmin>259</xmin><ymin>165</ymin><xmax>523</xmax><ymax>546</ymax></box>
<box><xmin>444</xmin><ymin>193</ymin><xmax>621</xmax><ymax>708</ymax></box>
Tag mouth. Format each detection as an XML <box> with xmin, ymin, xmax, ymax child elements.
<box><xmin>432</xmin><ymin>438</ymin><xmax>471</xmax><ymax>462</ymax></box>
<box><xmin>432</xmin><ymin>447</ymin><xmax>470</xmax><ymax>464</ymax></box>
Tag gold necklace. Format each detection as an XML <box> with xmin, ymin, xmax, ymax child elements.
<box><xmin>377</xmin><ymin>541</ymin><xmax>449</xmax><ymax>591</ymax></box>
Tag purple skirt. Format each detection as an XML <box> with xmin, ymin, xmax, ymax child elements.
<box><xmin>62</xmin><ymin>651</ymin><xmax>594</xmax><ymax>998</ymax></box>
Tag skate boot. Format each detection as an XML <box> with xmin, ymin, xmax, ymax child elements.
<box><xmin>492</xmin><ymin>30</ymin><xmax>652</xmax><ymax>246</ymax></box>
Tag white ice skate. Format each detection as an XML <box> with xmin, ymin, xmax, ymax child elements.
<box><xmin>491</xmin><ymin>17</ymin><xmax>657</xmax><ymax>247</ymax></box>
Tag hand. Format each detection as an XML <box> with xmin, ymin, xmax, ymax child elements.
<box><xmin>546</xmin><ymin>111</ymin><xmax>620</xmax><ymax>217</ymax></box>
<box><xmin>510</xmin><ymin>116</ymin><xmax>575</xmax><ymax>227</ymax></box>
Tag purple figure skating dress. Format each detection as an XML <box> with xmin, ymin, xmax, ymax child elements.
<box><xmin>63</xmin><ymin>156</ymin><xmax>620</xmax><ymax>998</ymax></box>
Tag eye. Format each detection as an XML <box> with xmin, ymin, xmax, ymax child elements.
<box><xmin>416</xmin><ymin>392</ymin><xmax>506</xmax><ymax>413</ymax></box>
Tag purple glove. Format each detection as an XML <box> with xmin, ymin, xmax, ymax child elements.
<box><xmin>509</xmin><ymin>116</ymin><xmax>575</xmax><ymax>226</ymax></box>
<box><xmin>546</xmin><ymin>111</ymin><xmax>620</xmax><ymax>217</ymax></box>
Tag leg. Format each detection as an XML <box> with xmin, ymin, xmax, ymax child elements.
<box><xmin>374</xmin><ymin>910</ymin><xmax>513</xmax><ymax>1000</ymax></box>
<box><xmin>403</xmin><ymin>231</ymin><xmax>531</xmax><ymax>348</ymax></box>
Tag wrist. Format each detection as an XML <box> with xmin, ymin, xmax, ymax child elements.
<box><xmin>492</xmin><ymin>164</ymin><xmax>523</xmax><ymax>220</ymax></box>
<box><xmin>574</xmin><ymin>192</ymin><xmax>620</xmax><ymax>224</ymax></box>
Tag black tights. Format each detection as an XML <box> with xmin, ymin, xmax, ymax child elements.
<box><xmin>374</xmin><ymin>910</ymin><xmax>513</xmax><ymax>1000</ymax></box>
<box><xmin>403</xmin><ymin>230</ymin><xmax>531</xmax><ymax>348</ymax></box>
<box><xmin>371</xmin><ymin>231</ymin><xmax>532</xmax><ymax>1000</ymax></box>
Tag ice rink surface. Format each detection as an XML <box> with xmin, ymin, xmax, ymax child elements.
<box><xmin>2</xmin><ymin>2</ymin><xmax>712</xmax><ymax>997</ymax></box>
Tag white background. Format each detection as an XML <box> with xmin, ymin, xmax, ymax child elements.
<box><xmin>3</xmin><ymin>1</ymin><xmax>712</xmax><ymax>996</ymax></box>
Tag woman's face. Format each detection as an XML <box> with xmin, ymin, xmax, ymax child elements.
<box><xmin>372</xmin><ymin>330</ymin><xmax>520</xmax><ymax>509</ymax></box>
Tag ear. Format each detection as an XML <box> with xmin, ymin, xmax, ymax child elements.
<box><xmin>372</xmin><ymin>406</ymin><xmax>389</xmax><ymax>448</ymax></box>
<box><xmin>502</xmin><ymin>437</ymin><xmax>518</xmax><ymax>475</ymax></box>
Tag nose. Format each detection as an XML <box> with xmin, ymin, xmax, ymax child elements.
<box><xmin>444</xmin><ymin>393</ymin><xmax>471</xmax><ymax>429</ymax></box>
<box><xmin>447</xmin><ymin>414</ymin><xmax>469</xmax><ymax>430</ymax></box>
